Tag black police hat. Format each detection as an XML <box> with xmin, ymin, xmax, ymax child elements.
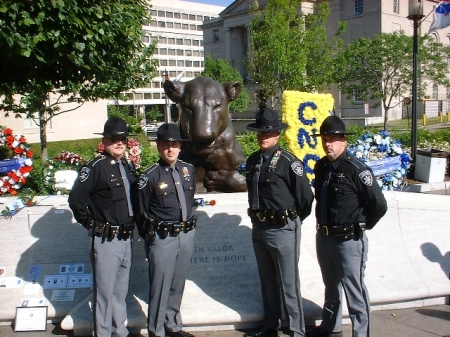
<box><xmin>312</xmin><ymin>115</ymin><xmax>355</xmax><ymax>137</ymax></box>
<box><xmin>246</xmin><ymin>108</ymin><xmax>288</xmax><ymax>132</ymax></box>
<box><xmin>94</xmin><ymin>117</ymin><xmax>129</xmax><ymax>136</ymax></box>
<box><xmin>156</xmin><ymin>123</ymin><xmax>189</xmax><ymax>142</ymax></box>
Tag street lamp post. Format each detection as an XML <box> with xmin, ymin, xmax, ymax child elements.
<box><xmin>407</xmin><ymin>0</ymin><xmax>424</xmax><ymax>174</ymax></box>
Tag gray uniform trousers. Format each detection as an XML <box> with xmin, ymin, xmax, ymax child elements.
<box><xmin>145</xmin><ymin>229</ymin><xmax>195</xmax><ymax>337</ymax></box>
<box><xmin>91</xmin><ymin>235</ymin><xmax>132</xmax><ymax>337</ymax></box>
<box><xmin>316</xmin><ymin>232</ymin><xmax>370</xmax><ymax>337</ymax></box>
<box><xmin>252</xmin><ymin>217</ymin><xmax>305</xmax><ymax>337</ymax></box>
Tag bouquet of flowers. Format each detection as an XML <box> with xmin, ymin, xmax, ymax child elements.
<box><xmin>0</xmin><ymin>128</ymin><xmax>34</xmax><ymax>196</ymax></box>
<box><xmin>44</xmin><ymin>151</ymin><xmax>86</xmax><ymax>194</ymax></box>
<box><xmin>348</xmin><ymin>130</ymin><xmax>411</xmax><ymax>191</ymax></box>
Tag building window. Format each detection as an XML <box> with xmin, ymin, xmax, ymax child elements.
<box><xmin>168</xmin><ymin>38</ymin><xmax>175</xmax><ymax>45</ymax></box>
<box><xmin>177</xmin><ymin>60</ymin><xmax>184</xmax><ymax>67</ymax></box>
<box><xmin>169</xmin><ymin>60</ymin><xmax>176</xmax><ymax>66</ymax></box>
<box><xmin>354</xmin><ymin>0</ymin><xmax>363</xmax><ymax>15</ymax></box>
<box><xmin>193</xmin><ymin>40</ymin><xmax>200</xmax><ymax>46</ymax></box>
<box><xmin>141</xmin><ymin>35</ymin><xmax>149</xmax><ymax>43</ymax></box>
<box><xmin>177</xmin><ymin>49</ymin><xmax>184</xmax><ymax>56</ymax></box>
<box><xmin>190</xmin><ymin>24</ymin><xmax>196</xmax><ymax>30</ymax></box>
<box><xmin>144</xmin><ymin>93</ymin><xmax>152</xmax><ymax>99</ymax></box>
<box><xmin>167</xmin><ymin>22</ymin><xmax>173</xmax><ymax>29</ymax></box>
<box><xmin>158</xmin><ymin>10</ymin><xmax>165</xmax><ymax>17</ymax></box>
<box><xmin>184</xmin><ymin>39</ymin><xmax>192</xmax><ymax>46</ymax></box>
<box><xmin>446</xmin><ymin>87</ymin><xmax>450</xmax><ymax>99</ymax></box>
<box><xmin>432</xmin><ymin>84</ymin><xmax>438</xmax><ymax>100</ymax></box>
<box><xmin>154</xmin><ymin>93</ymin><xmax>161</xmax><ymax>99</ymax></box>
<box><xmin>150</xmin><ymin>20</ymin><xmax>157</xmax><ymax>27</ymax></box>
<box><xmin>352</xmin><ymin>88</ymin><xmax>365</xmax><ymax>103</ymax></box>
<box><xmin>196</xmin><ymin>15</ymin><xmax>203</xmax><ymax>21</ymax></box>
<box><xmin>175</xmin><ymin>23</ymin><xmax>181</xmax><ymax>29</ymax></box>
<box><xmin>193</xmin><ymin>61</ymin><xmax>200</xmax><ymax>67</ymax></box>
<box><xmin>213</xmin><ymin>29</ymin><xmax>219</xmax><ymax>42</ymax></box>
<box><xmin>185</xmin><ymin>61</ymin><xmax>192</xmax><ymax>67</ymax></box>
<box><xmin>189</xmin><ymin>14</ymin><xmax>195</xmax><ymax>20</ymax></box>
<box><xmin>393</xmin><ymin>0</ymin><xmax>399</xmax><ymax>14</ymax></box>
<box><xmin>192</xmin><ymin>50</ymin><xmax>200</xmax><ymax>57</ymax></box>
<box><xmin>168</xmin><ymin>49</ymin><xmax>175</xmax><ymax>56</ymax></box>
<box><xmin>166</xmin><ymin>11</ymin><xmax>173</xmax><ymax>18</ymax></box>
<box><xmin>159</xmin><ymin>48</ymin><xmax>167</xmax><ymax>55</ymax></box>
<box><xmin>159</xmin><ymin>37</ymin><xmax>167</xmax><ymax>44</ymax></box>
<box><xmin>158</xmin><ymin>21</ymin><xmax>165</xmax><ymax>28</ymax></box>
<box><xmin>174</xmin><ymin>12</ymin><xmax>181</xmax><ymax>19</ymax></box>
<box><xmin>182</xmin><ymin>13</ymin><xmax>188</xmax><ymax>20</ymax></box>
<box><xmin>182</xmin><ymin>23</ymin><xmax>188</xmax><ymax>30</ymax></box>
<box><xmin>150</xmin><ymin>10</ymin><xmax>157</xmax><ymax>17</ymax></box>
<box><xmin>159</xmin><ymin>60</ymin><xmax>167</xmax><ymax>66</ymax></box>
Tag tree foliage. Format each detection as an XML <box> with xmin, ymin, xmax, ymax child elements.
<box><xmin>247</xmin><ymin>0</ymin><xmax>345</xmax><ymax>110</ymax></box>
<box><xmin>201</xmin><ymin>55</ymin><xmax>250</xmax><ymax>112</ymax></box>
<box><xmin>0</xmin><ymin>0</ymin><xmax>158</xmax><ymax>159</ymax></box>
<box><xmin>336</xmin><ymin>31</ymin><xmax>450</xmax><ymax>130</ymax></box>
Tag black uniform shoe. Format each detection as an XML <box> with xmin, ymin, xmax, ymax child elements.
<box><xmin>244</xmin><ymin>327</ymin><xmax>278</xmax><ymax>337</ymax></box>
<box><xmin>166</xmin><ymin>330</ymin><xmax>195</xmax><ymax>337</ymax></box>
<box><xmin>306</xmin><ymin>327</ymin><xmax>343</xmax><ymax>337</ymax></box>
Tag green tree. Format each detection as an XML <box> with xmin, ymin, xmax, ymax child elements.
<box><xmin>0</xmin><ymin>0</ymin><xmax>158</xmax><ymax>160</ymax></box>
<box><xmin>247</xmin><ymin>0</ymin><xmax>345</xmax><ymax>110</ymax></box>
<box><xmin>107</xmin><ymin>105</ymin><xmax>132</xmax><ymax>120</ymax></box>
<box><xmin>336</xmin><ymin>31</ymin><xmax>450</xmax><ymax>131</ymax></box>
<box><xmin>146</xmin><ymin>106</ymin><xmax>163</xmax><ymax>122</ymax></box>
<box><xmin>201</xmin><ymin>55</ymin><xmax>250</xmax><ymax>112</ymax></box>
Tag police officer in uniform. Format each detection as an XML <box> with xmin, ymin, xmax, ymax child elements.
<box><xmin>307</xmin><ymin>116</ymin><xmax>387</xmax><ymax>337</ymax></box>
<box><xmin>133</xmin><ymin>123</ymin><xmax>196</xmax><ymax>337</ymax></box>
<box><xmin>244</xmin><ymin>108</ymin><xmax>314</xmax><ymax>337</ymax></box>
<box><xmin>68</xmin><ymin>116</ymin><xmax>136</xmax><ymax>337</ymax></box>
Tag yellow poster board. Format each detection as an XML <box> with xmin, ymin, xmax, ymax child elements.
<box><xmin>282</xmin><ymin>91</ymin><xmax>334</xmax><ymax>183</ymax></box>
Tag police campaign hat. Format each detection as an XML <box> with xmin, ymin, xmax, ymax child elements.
<box><xmin>95</xmin><ymin>117</ymin><xmax>129</xmax><ymax>136</ymax></box>
<box><xmin>156</xmin><ymin>123</ymin><xmax>189</xmax><ymax>142</ymax></box>
<box><xmin>246</xmin><ymin>108</ymin><xmax>288</xmax><ymax>132</ymax></box>
<box><xmin>312</xmin><ymin>115</ymin><xmax>355</xmax><ymax>137</ymax></box>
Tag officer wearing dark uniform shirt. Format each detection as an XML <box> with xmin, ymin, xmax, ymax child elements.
<box><xmin>68</xmin><ymin>117</ymin><xmax>136</xmax><ymax>337</ymax></box>
<box><xmin>133</xmin><ymin>123</ymin><xmax>196</xmax><ymax>337</ymax></box>
<box><xmin>307</xmin><ymin>116</ymin><xmax>387</xmax><ymax>337</ymax></box>
<box><xmin>244</xmin><ymin>108</ymin><xmax>314</xmax><ymax>337</ymax></box>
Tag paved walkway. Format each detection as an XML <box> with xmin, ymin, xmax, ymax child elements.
<box><xmin>1</xmin><ymin>304</ymin><xmax>449</xmax><ymax>337</ymax></box>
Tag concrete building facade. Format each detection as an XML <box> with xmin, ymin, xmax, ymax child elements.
<box><xmin>203</xmin><ymin>0</ymin><xmax>450</xmax><ymax>125</ymax></box>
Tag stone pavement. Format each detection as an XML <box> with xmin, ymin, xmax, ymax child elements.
<box><xmin>0</xmin><ymin>303</ymin><xmax>449</xmax><ymax>337</ymax></box>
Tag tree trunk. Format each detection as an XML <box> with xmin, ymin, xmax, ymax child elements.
<box><xmin>383</xmin><ymin>107</ymin><xmax>389</xmax><ymax>131</ymax></box>
<box><xmin>39</xmin><ymin>110</ymin><xmax>48</xmax><ymax>161</ymax></box>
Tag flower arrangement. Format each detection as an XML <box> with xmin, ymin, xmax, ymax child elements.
<box><xmin>97</xmin><ymin>137</ymin><xmax>142</xmax><ymax>170</ymax></box>
<box><xmin>348</xmin><ymin>130</ymin><xmax>411</xmax><ymax>191</ymax></box>
<box><xmin>282</xmin><ymin>91</ymin><xmax>334</xmax><ymax>184</ymax></box>
<box><xmin>0</xmin><ymin>127</ymin><xmax>34</xmax><ymax>195</ymax></box>
<box><xmin>43</xmin><ymin>151</ymin><xmax>86</xmax><ymax>194</ymax></box>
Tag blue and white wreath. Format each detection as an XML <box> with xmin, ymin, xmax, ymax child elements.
<box><xmin>348</xmin><ymin>131</ymin><xmax>411</xmax><ymax>191</ymax></box>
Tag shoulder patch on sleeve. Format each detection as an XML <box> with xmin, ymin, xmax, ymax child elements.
<box><xmin>359</xmin><ymin>169</ymin><xmax>373</xmax><ymax>186</ymax></box>
<box><xmin>291</xmin><ymin>161</ymin><xmax>304</xmax><ymax>176</ymax></box>
<box><xmin>79</xmin><ymin>167</ymin><xmax>90</xmax><ymax>183</ymax></box>
<box><xmin>138</xmin><ymin>175</ymin><xmax>149</xmax><ymax>189</ymax></box>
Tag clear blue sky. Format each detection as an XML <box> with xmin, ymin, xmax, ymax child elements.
<box><xmin>185</xmin><ymin>0</ymin><xmax>235</xmax><ymax>7</ymax></box>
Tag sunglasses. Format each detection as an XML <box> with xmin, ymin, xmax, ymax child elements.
<box><xmin>106</xmin><ymin>135</ymin><xmax>128</xmax><ymax>143</ymax></box>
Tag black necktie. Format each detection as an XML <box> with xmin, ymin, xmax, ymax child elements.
<box><xmin>171</xmin><ymin>167</ymin><xmax>187</xmax><ymax>221</ymax></box>
<box><xmin>250</xmin><ymin>154</ymin><xmax>263</xmax><ymax>210</ymax></box>
<box><xmin>117</xmin><ymin>160</ymin><xmax>133</xmax><ymax>217</ymax></box>
<box><xmin>319</xmin><ymin>165</ymin><xmax>332</xmax><ymax>225</ymax></box>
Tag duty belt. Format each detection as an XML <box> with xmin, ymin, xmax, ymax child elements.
<box><xmin>316</xmin><ymin>223</ymin><xmax>357</xmax><ymax>242</ymax></box>
<box><xmin>93</xmin><ymin>220</ymin><xmax>135</xmax><ymax>243</ymax></box>
<box><xmin>247</xmin><ymin>208</ymin><xmax>298</xmax><ymax>226</ymax></box>
<box><xmin>145</xmin><ymin>215</ymin><xmax>197</xmax><ymax>238</ymax></box>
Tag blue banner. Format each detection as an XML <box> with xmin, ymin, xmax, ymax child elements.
<box><xmin>366</xmin><ymin>156</ymin><xmax>401</xmax><ymax>177</ymax></box>
<box><xmin>0</xmin><ymin>158</ymin><xmax>26</xmax><ymax>173</ymax></box>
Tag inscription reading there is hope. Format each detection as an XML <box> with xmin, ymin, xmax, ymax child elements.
<box><xmin>191</xmin><ymin>245</ymin><xmax>247</xmax><ymax>264</ymax></box>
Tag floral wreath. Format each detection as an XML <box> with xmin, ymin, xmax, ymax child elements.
<box><xmin>43</xmin><ymin>151</ymin><xmax>86</xmax><ymax>194</ymax></box>
<box><xmin>0</xmin><ymin>128</ymin><xmax>33</xmax><ymax>195</ymax></box>
<box><xmin>97</xmin><ymin>137</ymin><xmax>142</xmax><ymax>170</ymax></box>
<box><xmin>348</xmin><ymin>130</ymin><xmax>411</xmax><ymax>191</ymax></box>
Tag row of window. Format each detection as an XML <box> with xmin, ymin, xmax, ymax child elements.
<box><xmin>354</xmin><ymin>0</ymin><xmax>398</xmax><ymax>16</ymax></box>
<box><xmin>149</xmin><ymin>10</ymin><xmax>212</xmax><ymax>22</ymax></box>
<box><xmin>145</xmin><ymin>36</ymin><xmax>203</xmax><ymax>47</ymax></box>
<box><xmin>147</xmin><ymin>20</ymin><xmax>203</xmax><ymax>31</ymax></box>
<box><xmin>153</xmin><ymin>48</ymin><xmax>204</xmax><ymax>57</ymax></box>
<box><xmin>158</xmin><ymin>59</ymin><xmax>204</xmax><ymax>68</ymax></box>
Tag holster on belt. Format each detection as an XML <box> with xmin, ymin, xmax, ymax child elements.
<box><xmin>247</xmin><ymin>208</ymin><xmax>297</xmax><ymax>225</ymax></box>
<box><xmin>118</xmin><ymin>223</ymin><xmax>134</xmax><ymax>241</ymax></box>
<box><xmin>93</xmin><ymin>221</ymin><xmax>110</xmax><ymax>243</ymax></box>
<box><xmin>143</xmin><ymin>213</ymin><xmax>156</xmax><ymax>243</ymax></box>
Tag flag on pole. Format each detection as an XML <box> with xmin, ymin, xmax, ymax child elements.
<box><xmin>429</xmin><ymin>1</ymin><xmax>450</xmax><ymax>33</ymax></box>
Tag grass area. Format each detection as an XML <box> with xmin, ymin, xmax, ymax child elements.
<box><xmin>371</xmin><ymin>116</ymin><xmax>450</xmax><ymax>132</ymax></box>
